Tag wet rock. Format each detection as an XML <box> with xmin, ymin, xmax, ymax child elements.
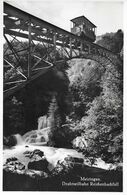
<box><xmin>64</xmin><ymin>155</ymin><xmax>84</xmax><ymax>164</ymax></box>
<box><xmin>26</xmin><ymin>149</ymin><xmax>48</xmax><ymax>172</ymax></box>
<box><xmin>28</xmin><ymin>158</ymin><xmax>49</xmax><ymax>172</ymax></box>
<box><xmin>23</xmin><ymin>149</ymin><xmax>44</xmax><ymax>159</ymax></box>
<box><xmin>6</xmin><ymin>157</ymin><xmax>18</xmax><ymax>162</ymax></box>
<box><xmin>52</xmin><ymin>156</ymin><xmax>74</xmax><ymax>176</ymax></box>
<box><xmin>25</xmin><ymin>169</ymin><xmax>49</xmax><ymax>179</ymax></box>
<box><xmin>52</xmin><ymin>155</ymin><xmax>84</xmax><ymax>176</ymax></box>
<box><xmin>31</xmin><ymin>149</ymin><xmax>44</xmax><ymax>158</ymax></box>
<box><xmin>3</xmin><ymin>157</ymin><xmax>25</xmax><ymax>172</ymax></box>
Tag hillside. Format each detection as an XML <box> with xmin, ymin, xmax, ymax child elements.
<box><xmin>66</xmin><ymin>30</ymin><xmax>123</xmax><ymax>164</ymax></box>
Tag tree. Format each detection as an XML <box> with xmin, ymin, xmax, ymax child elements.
<box><xmin>68</xmin><ymin>59</ymin><xmax>103</xmax><ymax>120</ymax></box>
<box><xmin>47</xmin><ymin>93</ymin><xmax>74</xmax><ymax>148</ymax></box>
<box><xmin>97</xmin><ymin>29</ymin><xmax>123</xmax><ymax>54</ymax></box>
<box><xmin>69</xmin><ymin>30</ymin><xmax>123</xmax><ymax>163</ymax></box>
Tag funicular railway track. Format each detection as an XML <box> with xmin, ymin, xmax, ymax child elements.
<box><xmin>4</xmin><ymin>2</ymin><xmax>122</xmax><ymax>99</ymax></box>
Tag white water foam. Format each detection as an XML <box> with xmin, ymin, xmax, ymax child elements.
<box><xmin>13</xmin><ymin>116</ymin><xmax>50</xmax><ymax>146</ymax></box>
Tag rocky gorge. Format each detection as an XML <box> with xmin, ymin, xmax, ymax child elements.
<box><xmin>3</xmin><ymin>141</ymin><xmax>122</xmax><ymax>191</ymax></box>
<box><xmin>3</xmin><ymin>30</ymin><xmax>123</xmax><ymax>192</ymax></box>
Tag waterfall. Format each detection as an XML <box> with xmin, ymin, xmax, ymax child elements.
<box><xmin>14</xmin><ymin>134</ymin><xmax>24</xmax><ymax>145</ymax></box>
<box><xmin>22</xmin><ymin>116</ymin><xmax>50</xmax><ymax>145</ymax></box>
<box><xmin>3</xmin><ymin>134</ymin><xmax>24</xmax><ymax>147</ymax></box>
<box><xmin>4</xmin><ymin>116</ymin><xmax>50</xmax><ymax>147</ymax></box>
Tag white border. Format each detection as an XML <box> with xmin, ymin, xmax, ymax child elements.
<box><xmin>1</xmin><ymin>0</ymin><xmax>127</xmax><ymax>194</ymax></box>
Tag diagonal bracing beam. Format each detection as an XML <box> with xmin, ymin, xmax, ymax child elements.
<box><xmin>3</xmin><ymin>2</ymin><xmax>122</xmax><ymax>99</ymax></box>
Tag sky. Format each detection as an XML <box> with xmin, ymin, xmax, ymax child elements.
<box><xmin>5</xmin><ymin>0</ymin><xmax>123</xmax><ymax>36</ymax></box>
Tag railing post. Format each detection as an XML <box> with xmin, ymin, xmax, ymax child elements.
<box><xmin>28</xmin><ymin>18</ymin><xmax>32</xmax><ymax>79</ymax></box>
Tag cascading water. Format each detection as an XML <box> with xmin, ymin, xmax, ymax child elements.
<box><xmin>4</xmin><ymin>116</ymin><xmax>50</xmax><ymax>147</ymax></box>
<box><xmin>14</xmin><ymin>134</ymin><xmax>24</xmax><ymax>145</ymax></box>
<box><xmin>3</xmin><ymin>115</ymin><xmax>117</xmax><ymax>174</ymax></box>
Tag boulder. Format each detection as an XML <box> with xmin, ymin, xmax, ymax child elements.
<box><xmin>27</xmin><ymin>149</ymin><xmax>49</xmax><ymax>172</ymax></box>
<box><xmin>64</xmin><ymin>155</ymin><xmax>84</xmax><ymax>164</ymax></box>
<box><xmin>52</xmin><ymin>160</ymin><xmax>73</xmax><ymax>176</ymax></box>
<box><xmin>3</xmin><ymin>157</ymin><xmax>25</xmax><ymax>172</ymax></box>
<box><xmin>28</xmin><ymin>158</ymin><xmax>49</xmax><ymax>172</ymax></box>
<box><xmin>51</xmin><ymin>154</ymin><xmax>85</xmax><ymax>177</ymax></box>
<box><xmin>23</xmin><ymin>149</ymin><xmax>44</xmax><ymax>159</ymax></box>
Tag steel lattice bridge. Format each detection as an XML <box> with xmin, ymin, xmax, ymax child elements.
<box><xmin>4</xmin><ymin>2</ymin><xmax>121</xmax><ymax>99</ymax></box>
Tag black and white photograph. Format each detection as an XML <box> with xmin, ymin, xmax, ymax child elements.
<box><xmin>2</xmin><ymin>0</ymin><xmax>125</xmax><ymax>192</ymax></box>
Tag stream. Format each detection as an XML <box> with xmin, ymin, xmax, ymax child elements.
<box><xmin>3</xmin><ymin>117</ymin><xmax>122</xmax><ymax>191</ymax></box>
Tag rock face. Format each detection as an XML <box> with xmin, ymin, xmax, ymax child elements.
<box><xmin>52</xmin><ymin>155</ymin><xmax>84</xmax><ymax>176</ymax></box>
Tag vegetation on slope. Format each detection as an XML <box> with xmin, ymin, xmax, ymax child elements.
<box><xmin>4</xmin><ymin>29</ymin><xmax>123</xmax><ymax>164</ymax></box>
<box><xmin>67</xmin><ymin>29</ymin><xmax>123</xmax><ymax>163</ymax></box>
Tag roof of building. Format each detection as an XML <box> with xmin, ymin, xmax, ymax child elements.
<box><xmin>71</xmin><ymin>15</ymin><xmax>97</xmax><ymax>28</ymax></box>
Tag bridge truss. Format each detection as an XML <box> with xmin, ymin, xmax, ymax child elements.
<box><xmin>4</xmin><ymin>2</ymin><xmax>121</xmax><ymax>99</ymax></box>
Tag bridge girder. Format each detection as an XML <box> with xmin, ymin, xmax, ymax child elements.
<box><xmin>3</xmin><ymin>2</ymin><xmax>122</xmax><ymax>99</ymax></box>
